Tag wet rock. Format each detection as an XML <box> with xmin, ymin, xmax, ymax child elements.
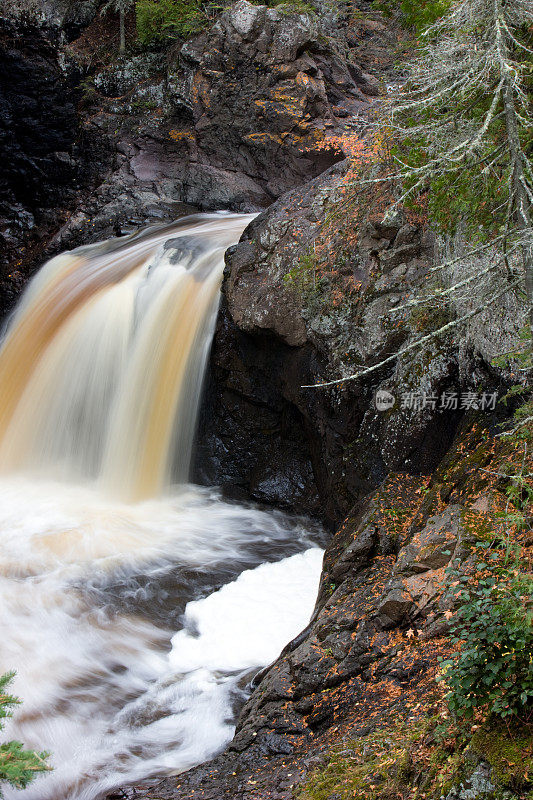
<box><xmin>329</xmin><ymin>524</ymin><xmax>377</xmax><ymax>583</ymax></box>
<box><xmin>130</xmin><ymin>434</ymin><xmax>511</xmax><ymax>800</ymax></box>
<box><xmin>171</xmin><ymin>0</ymin><xmax>373</xmax><ymax>200</ymax></box>
<box><xmin>0</xmin><ymin>16</ymin><xmax>105</xmax><ymax>314</ymax></box>
<box><xmin>260</xmin><ymin>733</ymin><xmax>294</xmax><ymax>756</ymax></box>
<box><xmin>194</xmin><ymin>163</ymin><xmax>464</xmax><ymax>521</ymax></box>
<box><xmin>394</xmin><ymin>505</ymin><xmax>461</xmax><ymax>575</ymax></box>
<box><xmin>229</xmin><ymin>483</ymin><xmax>484</xmax><ymax>751</ymax></box>
<box><xmin>377</xmin><ymin>587</ymin><xmax>413</xmax><ymax>626</ymax></box>
<box><xmin>394</xmin><ymin>223</ymin><xmax>418</xmax><ymax>247</ymax></box>
<box><xmin>379</xmin><ymin>242</ymin><xmax>424</xmax><ymax>272</ymax></box>
<box><xmin>0</xmin><ymin>0</ymin><xmax>381</xmax><ymax>287</ymax></box>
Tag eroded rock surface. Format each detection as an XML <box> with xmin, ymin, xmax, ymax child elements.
<box><xmin>46</xmin><ymin>0</ymin><xmax>379</xmax><ymax>257</ymax></box>
<box><xmin>133</xmin><ymin>425</ymin><xmax>509</xmax><ymax>800</ymax></box>
<box><xmin>0</xmin><ymin>0</ymin><xmax>382</xmax><ymax>300</ymax></box>
<box><xmin>194</xmin><ymin>163</ymin><xmax>476</xmax><ymax>523</ymax></box>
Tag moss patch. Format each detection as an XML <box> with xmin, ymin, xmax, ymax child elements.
<box><xmin>296</xmin><ymin>716</ymin><xmax>476</xmax><ymax>800</ymax></box>
<box><xmin>296</xmin><ymin>722</ymin><xmax>424</xmax><ymax>800</ymax></box>
<box><xmin>471</xmin><ymin>719</ymin><xmax>533</xmax><ymax>794</ymax></box>
<box><xmin>297</xmin><ymin>715</ymin><xmax>533</xmax><ymax>800</ymax></box>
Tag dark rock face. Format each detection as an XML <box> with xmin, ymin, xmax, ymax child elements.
<box><xmin>0</xmin><ymin>16</ymin><xmax>106</xmax><ymax>314</ymax></box>
<box><xmin>193</xmin><ymin>162</ymin><xmax>465</xmax><ymax>526</ymax></box>
<box><xmin>170</xmin><ymin>0</ymin><xmax>376</xmax><ymax>200</ymax></box>
<box><xmin>51</xmin><ymin>0</ymin><xmax>377</xmax><ymax>253</ymax></box>
<box><xmin>0</xmin><ymin>0</ymin><xmax>381</xmax><ymax>293</ymax></box>
<box><xmin>231</xmin><ymin>474</ymin><xmax>462</xmax><ymax>753</ymax></box>
<box><xmin>194</xmin><ymin>307</ymin><xmax>322</xmax><ymax>513</ymax></box>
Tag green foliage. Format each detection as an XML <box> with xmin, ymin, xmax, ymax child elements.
<box><xmin>388</xmin><ymin>21</ymin><xmax>532</xmax><ymax>242</ymax></box>
<box><xmin>398</xmin><ymin>112</ymin><xmax>530</xmax><ymax>242</ymax></box>
<box><xmin>409</xmin><ymin>302</ymin><xmax>451</xmax><ymax>334</ymax></box>
<box><xmin>509</xmin><ymin>398</ymin><xmax>533</xmax><ymax>442</ymax></box>
<box><xmin>0</xmin><ymin>673</ymin><xmax>50</xmax><ymax>796</ymax></box>
<box><xmin>471</xmin><ymin>718</ymin><xmax>533</xmax><ymax>793</ymax></box>
<box><xmin>493</xmin><ymin>326</ymin><xmax>533</xmax><ymax>374</ymax></box>
<box><xmin>135</xmin><ymin>0</ymin><xmax>315</xmax><ymax>44</ymax></box>
<box><xmin>439</xmin><ymin>458</ymin><xmax>533</xmax><ymax>719</ymax></box>
<box><xmin>283</xmin><ymin>249</ymin><xmax>319</xmax><ymax>297</ymax></box>
<box><xmin>437</xmin><ymin>343</ymin><xmax>533</xmax><ymax>722</ymax></box>
<box><xmin>136</xmin><ymin>0</ymin><xmax>211</xmax><ymax>42</ymax></box>
<box><xmin>371</xmin><ymin>0</ymin><xmax>451</xmax><ymax>32</ymax></box>
<box><xmin>439</xmin><ymin>566</ymin><xmax>533</xmax><ymax>718</ymax></box>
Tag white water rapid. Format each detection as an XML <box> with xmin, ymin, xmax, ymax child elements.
<box><xmin>0</xmin><ymin>214</ymin><xmax>324</xmax><ymax>800</ymax></box>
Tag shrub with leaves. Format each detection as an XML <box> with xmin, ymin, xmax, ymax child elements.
<box><xmin>0</xmin><ymin>673</ymin><xmax>49</xmax><ymax>797</ymax></box>
<box><xmin>439</xmin><ymin>450</ymin><xmax>533</xmax><ymax>720</ymax></box>
<box><xmin>440</xmin><ymin>563</ymin><xmax>533</xmax><ymax>718</ymax></box>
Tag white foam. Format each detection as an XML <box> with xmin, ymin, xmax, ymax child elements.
<box><xmin>170</xmin><ymin>548</ymin><xmax>323</xmax><ymax>673</ymax></box>
<box><xmin>0</xmin><ymin>479</ymin><xmax>323</xmax><ymax>800</ymax></box>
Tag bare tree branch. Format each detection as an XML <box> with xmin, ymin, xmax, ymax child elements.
<box><xmin>302</xmin><ymin>281</ymin><xmax>521</xmax><ymax>389</ymax></box>
<box><xmin>306</xmin><ymin>0</ymin><xmax>532</xmax><ymax>391</ymax></box>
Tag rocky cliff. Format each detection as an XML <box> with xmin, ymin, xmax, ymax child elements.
<box><xmin>0</xmin><ymin>15</ymin><xmax>106</xmax><ymax>313</ymax></box>
<box><xmin>0</xmin><ymin>0</ymin><xmax>387</xmax><ymax>304</ymax></box>
<box><xmin>193</xmin><ymin>159</ymin><xmax>521</xmax><ymax>526</ymax></box>
<box><xmin>0</xmin><ymin>2</ymin><xmax>530</xmax><ymax>799</ymax></box>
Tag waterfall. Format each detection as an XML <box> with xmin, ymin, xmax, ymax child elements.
<box><xmin>0</xmin><ymin>213</ymin><xmax>324</xmax><ymax>800</ymax></box>
<box><xmin>0</xmin><ymin>213</ymin><xmax>253</xmax><ymax>499</ymax></box>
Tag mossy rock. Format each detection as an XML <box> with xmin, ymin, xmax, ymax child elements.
<box><xmin>471</xmin><ymin>719</ymin><xmax>533</xmax><ymax>794</ymax></box>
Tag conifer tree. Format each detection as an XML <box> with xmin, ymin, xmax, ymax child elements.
<box><xmin>310</xmin><ymin>0</ymin><xmax>532</xmax><ymax>388</ymax></box>
<box><xmin>101</xmin><ymin>0</ymin><xmax>135</xmax><ymax>53</ymax></box>
<box><xmin>0</xmin><ymin>673</ymin><xmax>49</xmax><ymax>797</ymax></box>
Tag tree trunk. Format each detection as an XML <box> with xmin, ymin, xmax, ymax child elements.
<box><xmin>119</xmin><ymin>7</ymin><xmax>126</xmax><ymax>54</ymax></box>
<box><xmin>496</xmin><ymin>0</ymin><xmax>533</xmax><ymax>331</ymax></box>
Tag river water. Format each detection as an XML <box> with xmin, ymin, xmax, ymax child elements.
<box><xmin>0</xmin><ymin>214</ymin><xmax>323</xmax><ymax>799</ymax></box>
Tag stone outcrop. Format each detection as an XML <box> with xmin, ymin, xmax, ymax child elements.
<box><xmin>194</xmin><ymin>159</ymin><xmax>509</xmax><ymax>525</ymax></box>
<box><xmin>50</xmin><ymin>0</ymin><xmax>379</xmax><ymax>255</ymax></box>
<box><xmin>0</xmin><ymin>0</ymin><xmax>383</xmax><ymax>288</ymax></box>
<box><xmin>168</xmin><ymin>1</ymin><xmax>377</xmax><ymax>199</ymax></box>
<box><xmin>0</xmin><ymin>16</ymin><xmax>105</xmax><ymax>314</ymax></box>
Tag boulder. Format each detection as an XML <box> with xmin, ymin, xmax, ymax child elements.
<box><xmin>169</xmin><ymin>0</ymin><xmax>372</xmax><ymax>199</ymax></box>
<box><xmin>0</xmin><ymin>0</ymin><xmax>100</xmax><ymax>36</ymax></box>
<box><xmin>193</xmin><ymin>164</ymin><xmax>463</xmax><ymax>523</ymax></box>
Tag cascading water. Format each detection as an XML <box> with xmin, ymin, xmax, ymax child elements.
<box><xmin>0</xmin><ymin>214</ymin><xmax>324</xmax><ymax>800</ymax></box>
<box><xmin>0</xmin><ymin>214</ymin><xmax>252</xmax><ymax>496</ymax></box>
